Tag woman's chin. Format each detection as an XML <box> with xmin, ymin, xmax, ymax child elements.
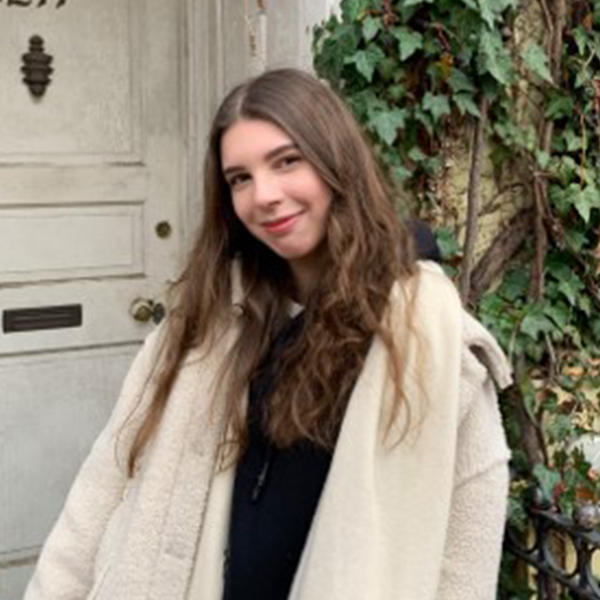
<box><xmin>267</xmin><ymin>244</ymin><xmax>313</xmax><ymax>263</ymax></box>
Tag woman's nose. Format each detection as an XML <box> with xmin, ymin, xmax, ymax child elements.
<box><xmin>252</xmin><ymin>172</ymin><xmax>282</xmax><ymax>206</ymax></box>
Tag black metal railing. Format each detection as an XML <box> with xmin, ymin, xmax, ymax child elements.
<box><xmin>505</xmin><ymin>508</ymin><xmax>600</xmax><ymax>599</ymax></box>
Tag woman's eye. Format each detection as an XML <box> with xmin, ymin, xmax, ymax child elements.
<box><xmin>276</xmin><ymin>155</ymin><xmax>301</xmax><ymax>168</ymax></box>
<box><xmin>229</xmin><ymin>173</ymin><xmax>250</xmax><ymax>188</ymax></box>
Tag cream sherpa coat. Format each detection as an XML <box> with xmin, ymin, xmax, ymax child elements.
<box><xmin>25</xmin><ymin>262</ymin><xmax>512</xmax><ymax>600</ymax></box>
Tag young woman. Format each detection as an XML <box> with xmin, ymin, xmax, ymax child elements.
<box><xmin>26</xmin><ymin>68</ymin><xmax>512</xmax><ymax>600</ymax></box>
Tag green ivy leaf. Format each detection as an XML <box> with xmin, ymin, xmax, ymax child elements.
<box><xmin>578</xmin><ymin>293</ymin><xmax>592</xmax><ymax>317</ymax></box>
<box><xmin>478</xmin><ymin>28</ymin><xmax>513</xmax><ymax>85</ymax></box>
<box><xmin>565</xmin><ymin>128</ymin><xmax>584</xmax><ymax>152</ymax></box>
<box><xmin>500</xmin><ymin>267</ymin><xmax>529</xmax><ymax>301</ymax></box>
<box><xmin>391</xmin><ymin>165</ymin><xmax>411</xmax><ymax>183</ymax></box>
<box><xmin>387</xmin><ymin>84</ymin><xmax>406</xmax><ymax>102</ymax></box>
<box><xmin>573</xmin><ymin>26</ymin><xmax>589</xmax><ymax>56</ymax></box>
<box><xmin>543</xmin><ymin>301</ymin><xmax>570</xmax><ymax>330</ymax></box>
<box><xmin>521</xmin><ymin>43</ymin><xmax>553</xmax><ymax>83</ymax></box>
<box><xmin>545</xmin><ymin>94</ymin><xmax>574</xmax><ymax>119</ymax></box>
<box><xmin>348</xmin><ymin>89</ymin><xmax>386</xmax><ymax>121</ymax></box>
<box><xmin>365</xmin><ymin>94</ymin><xmax>390</xmax><ymax>120</ymax></box>
<box><xmin>391</xmin><ymin>26</ymin><xmax>424</xmax><ymax>61</ymax></box>
<box><xmin>313</xmin><ymin>24</ymin><xmax>361</xmax><ymax>85</ymax></box>
<box><xmin>341</xmin><ymin>0</ymin><xmax>369</xmax><ymax>22</ymax></box>
<box><xmin>496</xmin><ymin>0</ymin><xmax>519</xmax><ymax>9</ymax></box>
<box><xmin>507</xmin><ymin>495</ymin><xmax>528</xmax><ymax>532</ymax></box>
<box><xmin>563</xmin><ymin>324</ymin><xmax>583</xmax><ymax>348</ymax></box>
<box><xmin>435</xmin><ymin>227</ymin><xmax>461</xmax><ymax>258</ymax></box>
<box><xmin>448</xmin><ymin>68</ymin><xmax>477</xmax><ymax>93</ymax></box>
<box><xmin>362</xmin><ymin>16</ymin><xmax>381</xmax><ymax>42</ymax></box>
<box><xmin>408</xmin><ymin>146</ymin><xmax>428</xmax><ymax>162</ymax></box>
<box><xmin>460</xmin><ymin>0</ymin><xmax>478</xmax><ymax>9</ymax></box>
<box><xmin>521</xmin><ymin>304</ymin><xmax>554</xmax><ymax>339</ymax></box>
<box><xmin>422</xmin><ymin>92</ymin><xmax>451</xmax><ymax>121</ymax></box>
<box><xmin>346</xmin><ymin>45</ymin><xmax>385</xmax><ymax>82</ymax></box>
<box><xmin>377</xmin><ymin>57</ymin><xmax>398</xmax><ymax>81</ymax></box>
<box><xmin>574</xmin><ymin>184</ymin><xmax>600</xmax><ymax>223</ymax></box>
<box><xmin>556</xmin><ymin>270</ymin><xmax>585</xmax><ymax>306</ymax></box>
<box><xmin>533</xmin><ymin>463</ymin><xmax>562</xmax><ymax>502</ymax></box>
<box><xmin>369</xmin><ymin>108</ymin><xmax>407</xmax><ymax>145</ymax></box>
<box><xmin>454</xmin><ymin>93</ymin><xmax>481</xmax><ymax>117</ymax></box>
<box><xmin>549</xmin><ymin>185</ymin><xmax>570</xmax><ymax>216</ymax></box>
<box><xmin>534</xmin><ymin>149</ymin><xmax>551</xmax><ymax>169</ymax></box>
<box><xmin>591</xmin><ymin>318</ymin><xmax>600</xmax><ymax>343</ymax></box>
<box><xmin>546</xmin><ymin>415</ymin><xmax>574</xmax><ymax>444</ymax></box>
<box><xmin>563</xmin><ymin>226</ymin><xmax>588</xmax><ymax>253</ymax></box>
<box><xmin>403</xmin><ymin>0</ymin><xmax>434</xmax><ymax>6</ymax></box>
<box><xmin>556</xmin><ymin>157</ymin><xmax>578</xmax><ymax>184</ymax></box>
<box><xmin>478</xmin><ymin>0</ymin><xmax>497</xmax><ymax>29</ymax></box>
<box><xmin>414</xmin><ymin>109</ymin><xmax>434</xmax><ymax>135</ymax></box>
<box><xmin>574</xmin><ymin>66</ymin><xmax>593</xmax><ymax>89</ymax></box>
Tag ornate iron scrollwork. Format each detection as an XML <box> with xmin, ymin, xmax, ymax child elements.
<box><xmin>21</xmin><ymin>35</ymin><xmax>53</xmax><ymax>98</ymax></box>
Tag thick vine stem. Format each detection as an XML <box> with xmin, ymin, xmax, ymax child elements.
<box><xmin>506</xmin><ymin>382</ymin><xmax>546</xmax><ymax>467</ymax></box>
<box><xmin>530</xmin><ymin>175</ymin><xmax>548</xmax><ymax>300</ymax></box>
<box><xmin>537</xmin><ymin>0</ymin><xmax>553</xmax><ymax>37</ymax></box>
<box><xmin>469</xmin><ymin>207</ymin><xmax>534</xmax><ymax>304</ymax></box>
<box><xmin>530</xmin><ymin>0</ymin><xmax>566</xmax><ymax>302</ymax></box>
<box><xmin>548</xmin><ymin>0</ymin><xmax>566</xmax><ymax>81</ymax></box>
<box><xmin>459</xmin><ymin>96</ymin><xmax>488</xmax><ymax>303</ymax></box>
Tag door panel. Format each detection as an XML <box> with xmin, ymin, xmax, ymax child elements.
<box><xmin>0</xmin><ymin>347</ymin><xmax>137</xmax><ymax>553</ymax></box>
<box><xmin>0</xmin><ymin>203</ymin><xmax>145</xmax><ymax>281</ymax></box>
<box><xmin>0</xmin><ymin>0</ymin><xmax>140</xmax><ymax>160</ymax></box>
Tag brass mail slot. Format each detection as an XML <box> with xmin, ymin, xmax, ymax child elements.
<box><xmin>2</xmin><ymin>304</ymin><xmax>82</xmax><ymax>333</ymax></box>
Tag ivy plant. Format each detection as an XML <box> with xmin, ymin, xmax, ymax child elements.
<box><xmin>313</xmin><ymin>0</ymin><xmax>521</xmax><ymax>200</ymax></box>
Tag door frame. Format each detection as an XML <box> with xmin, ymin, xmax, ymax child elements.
<box><xmin>184</xmin><ymin>0</ymin><xmax>225</xmax><ymax>244</ymax></box>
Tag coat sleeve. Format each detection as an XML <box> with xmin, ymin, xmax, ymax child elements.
<box><xmin>24</xmin><ymin>327</ymin><xmax>163</xmax><ymax>600</ymax></box>
<box><xmin>436</xmin><ymin>462</ymin><xmax>509</xmax><ymax>599</ymax></box>
<box><xmin>436</xmin><ymin>323</ymin><xmax>511</xmax><ymax>600</ymax></box>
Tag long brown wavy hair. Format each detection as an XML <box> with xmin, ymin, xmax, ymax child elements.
<box><xmin>127</xmin><ymin>68</ymin><xmax>418</xmax><ymax>476</ymax></box>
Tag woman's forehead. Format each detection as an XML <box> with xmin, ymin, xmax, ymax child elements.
<box><xmin>220</xmin><ymin>119</ymin><xmax>296</xmax><ymax>169</ymax></box>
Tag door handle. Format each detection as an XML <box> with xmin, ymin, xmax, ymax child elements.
<box><xmin>130</xmin><ymin>298</ymin><xmax>165</xmax><ymax>324</ymax></box>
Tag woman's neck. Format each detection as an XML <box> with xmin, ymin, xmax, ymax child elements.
<box><xmin>288</xmin><ymin>247</ymin><xmax>328</xmax><ymax>305</ymax></box>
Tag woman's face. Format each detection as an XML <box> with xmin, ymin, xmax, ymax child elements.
<box><xmin>220</xmin><ymin>118</ymin><xmax>332</xmax><ymax>268</ymax></box>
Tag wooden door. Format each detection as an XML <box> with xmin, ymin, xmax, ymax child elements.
<box><xmin>0</xmin><ymin>1</ymin><xmax>185</xmax><ymax>597</ymax></box>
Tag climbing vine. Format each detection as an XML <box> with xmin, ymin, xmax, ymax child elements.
<box><xmin>313</xmin><ymin>0</ymin><xmax>600</xmax><ymax>596</ymax></box>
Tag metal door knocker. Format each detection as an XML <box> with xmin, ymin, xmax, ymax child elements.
<box><xmin>21</xmin><ymin>35</ymin><xmax>53</xmax><ymax>97</ymax></box>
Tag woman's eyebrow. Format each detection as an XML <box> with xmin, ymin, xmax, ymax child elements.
<box><xmin>222</xmin><ymin>143</ymin><xmax>298</xmax><ymax>176</ymax></box>
<box><xmin>264</xmin><ymin>142</ymin><xmax>298</xmax><ymax>160</ymax></box>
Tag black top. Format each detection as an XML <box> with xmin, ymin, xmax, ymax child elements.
<box><xmin>222</xmin><ymin>314</ymin><xmax>332</xmax><ymax>600</ymax></box>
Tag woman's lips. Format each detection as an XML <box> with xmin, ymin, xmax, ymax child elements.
<box><xmin>262</xmin><ymin>212</ymin><xmax>303</xmax><ymax>234</ymax></box>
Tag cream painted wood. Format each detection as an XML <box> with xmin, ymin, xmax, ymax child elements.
<box><xmin>219</xmin><ymin>0</ymin><xmax>336</xmax><ymax>92</ymax></box>
<box><xmin>0</xmin><ymin>204</ymin><xmax>145</xmax><ymax>282</ymax></box>
<box><xmin>0</xmin><ymin>0</ymin><xmax>183</xmax><ymax>357</ymax></box>
<box><xmin>184</xmin><ymin>0</ymin><xmax>223</xmax><ymax>232</ymax></box>
<box><xmin>0</xmin><ymin>1</ymin><xmax>188</xmax><ymax>597</ymax></box>
<box><xmin>0</xmin><ymin>346</ymin><xmax>138</xmax><ymax>598</ymax></box>
<box><xmin>0</xmin><ymin>3</ymin><xmax>142</xmax><ymax>163</ymax></box>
